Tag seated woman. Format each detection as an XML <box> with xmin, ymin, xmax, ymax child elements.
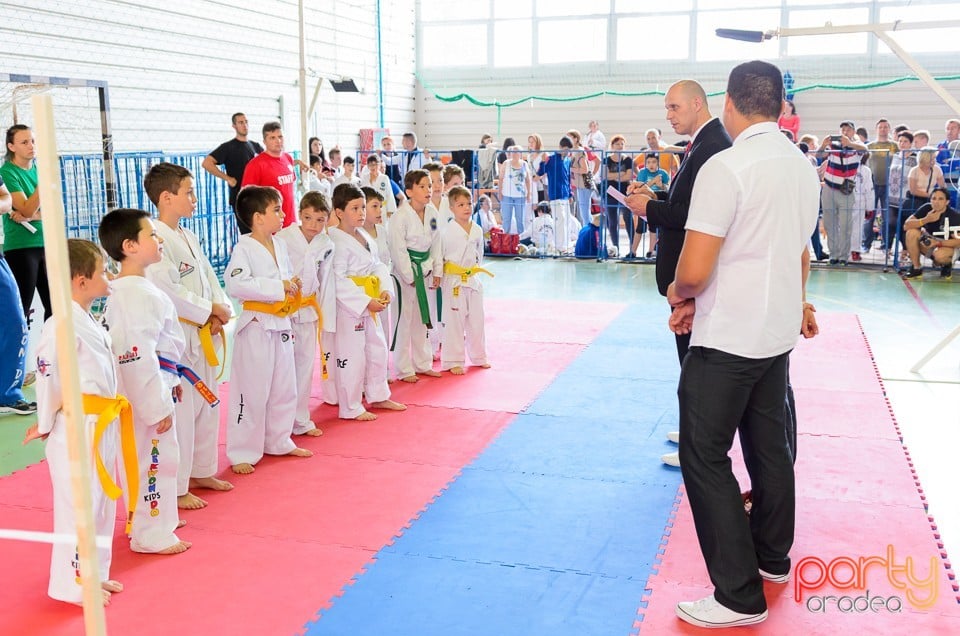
<box><xmin>900</xmin><ymin>186</ymin><xmax>960</xmax><ymax>279</ymax></box>
<box><xmin>905</xmin><ymin>148</ymin><xmax>947</xmax><ymax>219</ymax></box>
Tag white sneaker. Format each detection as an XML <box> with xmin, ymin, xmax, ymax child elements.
<box><xmin>661</xmin><ymin>451</ymin><xmax>680</xmax><ymax>467</ymax></box>
<box><xmin>666</xmin><ymin>431</ymin><xmax>680</xmax><ymax>444</ymax></box>
<box><xmin>676</xmin><ymin>594</ymin><xmax>768</xmax><ymax>629</ymax></box>
<box><xmin>759</xmin><ymin>568</ymin><xmax>790</xmax><ymax>584</ymax></box>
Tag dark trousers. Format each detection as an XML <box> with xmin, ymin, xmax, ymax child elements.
<box><xmin>4</xmin><ymin>247</ymin><xmax>51</xmax><ymax>328</ymax></box>
<box><xmin>605</xmin><ymin>203</ymin><xmax>635</xmax><ymax>251</ymax></box>
<box><xmin>678</xmin><ymin>347</ymin><xmax>795</xmax><ymax>615</ymax></box>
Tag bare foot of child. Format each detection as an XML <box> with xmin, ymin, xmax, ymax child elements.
<box><xmin>400</xmin><ymin>374</ymin><xmax>419</xmax><ymax>383</ymax></box>
<box><xmin>370</xmin><ymin>399</ymin><xmax>406</xmax><ymax>411</ymax></box>
<box><xmin>177</xmin><ymin>492</ymin><xmax>207</xmax><ymax>510</ymax></box>
<box><xmin>101</xmin><ymin>580</ymin><xmax>123</xmax><ymax>593</ymax></box>
<box><xmin>450</xmin><ymin>366</ymin><xmax>465</xmax><ymax>375</ymax></box>
<box><xmin>356</xmin><ymin>411</ymin><xmax>378</xmax><ymax>421</ymax></box>
<box><xmin>288</xmin><ymin>447</ymin><xmax>313</xmax><ymax>457</ymax></box>
<box><xmin>190</xmin><ymin>476</ymin><xmax>234</xmax><ymax>491</ymax></box>
<box><xmin>421</xmin><ymin>369</ymin><xmax>441</xmax><ymax>378</ymax></box>
<box><xmin>177</xmin><ymin>519</ymin><xmax>187</xmax><ymax>529</ymax></box>
<box><xmin>22</xmin><ymin>423</ymin><xmax>46</xmax><ymax>445</ymax></box>
<box><xmin>304</xmin><ymin>427</ymin><xmax>323</xmax><ymax>437</ymax></box>
<box><xmin>480</xmin><ymin>363</ymin><xmax>491</xmax><ymax>368</ymax></box>
<box><xmin>156</xmin><ymin>540</ymin><xmax>192</xmax><ymax>555</ymax></box>
<box><xmin>232</xmin><ymin>463</ymin><xmax>255</xmax><ymax>474</ymax></box>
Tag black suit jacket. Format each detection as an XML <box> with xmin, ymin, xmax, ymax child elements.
<box><xmin>646</xmin><ymin>118</ymin><xmax>733</xmax><ymax>296</ymax></box>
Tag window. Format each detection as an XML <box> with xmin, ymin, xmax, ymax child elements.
<box><xmin>494</xmin><ymin>20</ymin><xmax>533</xmax><ymax>67</ymax></box>
<box><xmin>421</xmin><ymin>24</ymin><xmax>487</xmax><ymax>67</ymax></box>
<box><xmin>538</xmin><ymin>18</ymin><xmax>607</xmax><ymax>64</ymax></box>
<box><xmin>786</xmin><ymin>8</ymin><xmax>870</xmax><ymax>56</ymax></box>
<box><xmin>877</xmin><ymin>4</ymin><xmax>960</xmax><ymax>54</ymax></box>
<box><xmin>615</xmin><ymin>0</ymin><xmax>691</xmax><ymax>11</ymax></box>
<box><xmin>419</xmin><ymin>0</ymin><xmax>489</xmax><ymax>22</ymax></box>
<box><xmin>495</xmin><ymin>0</ymin><xmax>532</xmax><ymax>19</ymax></box>
<box><xmin>535</xmin><ymin>0</ymin><xmax>610</xmax><ymax>18</ymax></box>
<box><xmin>617</xmin><ymin>16</ymin><xmax>689</xmax><ymax>61</ymax></box>
<box><xmin>696</xmin><ymin>10</ymin><xmax>781</xmax><ymax>61</ymax></box>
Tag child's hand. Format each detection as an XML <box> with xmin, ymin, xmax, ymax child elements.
<box><xmin>172</xmin><ymin>384</ymin><xmax>183</xmax><ymax>403</ymax></box>
<box><xmin>430</xmin><ymin>276</ymin><xmax>441</xmax><ymax>289</ymax></box>
<box><xmin>283</xmin><ymin>279</ymin><xmax>300</xmax><ymax>295</ymax></box>
<box><xmin>23</xmin><ymin>423</ymin><xmax>47</xmax><ymax>445</ymax></box>
<box><xmin>367</xmin><ymin>298</ymin><xmax>386</xmax><ymax>314</ymax></box>
<box><xmin>211</xmin><ymin>302</ymin><xmax>232</xmax><ymax>324</ymax></box>
<box><xmin>378</xmin><ymin>291</ymin><xmax>391</xmax><ymax>304</ymax></box>
<box><xmin>209</xmin><ymin>315</ymin><xmax>224</xmax><ymax>336</ymax></box>
<box><xmin>156</xmin><ymin>414</ymin><xmax>174</xmax><ymax>434</ymax></box>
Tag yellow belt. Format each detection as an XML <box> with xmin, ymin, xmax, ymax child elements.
<box><xmin>350</xmin><ymin>275</ymin><xmax>382</xmax><ymax>325</ymax></box>
<box><xmin>298</xmin><ymin>293</ymin><xmax>327</xmax><ymax>380</ymax></box>
<box><xmin>242</xmin><ymin>293</ymin><xmax>327</xmax><ymax>380</ymax></box>
<box><xmin>82</xmin><ymin>394</ymin><xmax>139</xmax><ymax>535</ymax></box>
<box><xmin>178</xmin><ymin>317</ymin><xmax>228</xmax><ymax>381</ymax></box>
<box><xmin>443</xmin><ymin>263</ymin><xmax>494</xmax><ymax>296</ymax></box>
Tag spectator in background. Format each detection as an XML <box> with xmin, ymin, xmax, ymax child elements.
<box><xmin>639</xmin><ymin>128</ymin><xmax>680</xmax><ymax>177</ymax></box>
<box><xmin>894</xmin><ymin>124</ymin><xmax>910</xmax><ymax>136</ymax></box>
<box><xmin>498</xmin><ymin>146</ymin><xmax>533</xmax><ymax>236</ymax></box>
<box><xmin>0</xmin><ymin>177</ymin><xmax>35</xmax><ymax>415</ymax></box>
<box><xmin>202</xmin><ymin>112</ymin><xmax>264</xmax><ymax>212</ymax></box>
<box><xmin>380</xmin><ymin>135</ymin><xmax>403</xmax><ymax>184</ymax></box>
<box><xmin>585</xmin><ymin>120</ymin><xmax>606</xmax><ymax>151</ymax></box>
<box><xmin>901</xmin><ymin>186</ymin><xmax>960</xmax><ymax>279</ymax></box>
<box><xmin>850</xmin><ymin>153</ymin><xmax>874</xmax><ymax>261</ymax></box>
<box><xmin>241</xmin><ymin>121</ymin><xmax>306</xmax><ymax>228</ymax></box>
<box><xmin>856</xmin><ymin>126</ymin><xmax>870</xmax><ymax>144</ymax></box>
<box><xmin>400</xmin><ymin>132</ymin><xmax>429</xmax><ymax>179</ymax></box>
<box><xmin>604</xmin><ymin>135</ymin><xmax>635</xmax><ymax>258</ymax></box>
<box><xmin>1</xmin><ymin>124</ymin><xmax>49</xmax><ymax>329</ymax></box>
<box><xmin>866</xmin><ymin>119</ymin><xmax>899</xmax><ymax>251</ymax></box>
<box><xmin>309</xmin><ymin>137</ymin><xmax>329</xmax><ymax>170</ymax></box>
<box><xmin>777</xmin><ymin>100</ymin><xmax>800</xmax><ymax>142</ymax></box>
<box><xmin>527</xmin><ymin>134</ymin><xmax>547</xmax><ymax>203</ymax></box>
<box><xmin>886</xmin><ymin>131</ymin><xmax>916</xmax><ymax>253</ymax></box>
<box><xmin>479</xmin><ymin>133</ymin><xmax>494</xmax><ymax>148</ymax></box>
<box><xmin>328</xmin><ymin>147</ymin><xmax>343</xmax><ymax>178</ymax></box>
<box><xmin>817</xmin><ymin>120</ymin><xmax>867</xmax><ymax>265</ymax></box>
<box><xmin>914</xmin><ymin>130</ymin><xmax>930</xmax><ymax>150</ymax></box>
<box><xmin>937</xmin><ymin>118</ymin><xmax>960</xmax><ymax>202</ymax></box>
<box><xmin>905</xmin><ymin>147</ymin><xmax>947</xmax><ymax>218</ymax></box>
<box><xmin>497</xmin><ymin>137</ymin><xmax>515</xmax><ymax>166</ymax></box>
<box><xmin>566</xmin><ymin>129</ymin><xmax>594</xmax><ymax>227</ymax></box>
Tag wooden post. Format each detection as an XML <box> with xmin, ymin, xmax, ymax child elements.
<box><xmin>32</xmin><ymin>94</ymin><xmax>108</xmax><ymax>635</ymax></box>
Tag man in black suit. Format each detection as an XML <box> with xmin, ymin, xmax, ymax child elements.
<box><xmin>626</xmin><ymin>80</ymin><xmax>732</xmax><ymax>363</ymax></box>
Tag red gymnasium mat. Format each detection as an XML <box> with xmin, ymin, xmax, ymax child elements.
<box><xmin>0</xmin><ymin>299</ymin><xmax>625</xmax><ymax>636</ymax></box>
<box><xmin>635</xmin><ymin>313</ymin><xmax>960</xmax><ymax>634</ymax></box>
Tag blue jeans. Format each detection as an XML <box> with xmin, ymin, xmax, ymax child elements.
<box><xmin>576</xmin><ymin>187</ymin><xmax>593</xmax><ymax>226</ymax></box>
<box><xmin>0</xmin><ymin>255</ymin><xmax>27</xmax><ymax>405</ymax></box>
<box><xmin>500</xmin><ymin>196</ymin><xmax>526</xmax><ymax>235</ymax></box>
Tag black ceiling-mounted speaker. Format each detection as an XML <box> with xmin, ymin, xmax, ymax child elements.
<box><xmin>329</xmin><ymin>78</ymin><xmax>360</xmax><ymax>93</ymax></box>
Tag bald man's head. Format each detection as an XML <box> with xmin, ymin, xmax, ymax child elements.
<box><xmin>664</xmin><ymin>80</ymin><xmax>712</xmax><ymax>137</ymax></box>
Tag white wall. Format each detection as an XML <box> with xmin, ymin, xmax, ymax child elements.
<box><xmin>0</xmin><ymin>0</ymin><xmax>416</xmax><ymax>156</ymax></box>
<box><xmin>417</xmin><ymin>55</ymin><xmax>960</xmax><ymax>152</ymax></box>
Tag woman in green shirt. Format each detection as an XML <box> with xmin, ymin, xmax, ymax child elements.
<box><xmin>1</xmin><ymin>124</ymin><xmax>49</xmax><ymax>326</ymax></box>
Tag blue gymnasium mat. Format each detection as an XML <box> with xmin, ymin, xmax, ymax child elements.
<box><xmin>302</xmin><ymin>306</ymin><xmax>684</xmax><ymax>636</ymax></box>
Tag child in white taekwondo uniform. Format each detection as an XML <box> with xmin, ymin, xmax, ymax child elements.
<box><xmin>224</xmin><ymin>185</ymin><xmax>314</xmax><ymax>474</ymax></box>
<box><xmin>328</xmin><ymin>184</ymin><xmax>406</xmax><ymax>420</ymax></box>
<box><xmin>24</xmin><ymin>240</ymin><xmax>135</xmax><ymax>605</ymax></box>
<box><xmin>98</xmin><ymin>208</ymin><xmax>190</xmax><ymax>555</ymax></box>
<box><xmin>440</xmin><ymin>186</ymin><xmax>493</xmax><ymax>374</ymax></box>
<box><xmin>360</xmin><ymin>186</ymin><xmax>395</xmax><ymax>379</ymax></box>
<box><xmin>276</xmin><ymin>191</ymin><xmax>336</xmax><ymax>435</ymax></box>
<box><xmin>387</xmin><ymin>169</ymin><xmax>443</xmax><ymax>383</ymax></box>
<box><xmin>144</xmin><ymin>163</ymin><xmax>234</xmax><ymax>511</ymax></box>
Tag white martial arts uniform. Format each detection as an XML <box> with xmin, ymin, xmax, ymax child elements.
<box><xmin>103</xmin><ymin>276</ymin><xmax>185</xmax><ymax>554</ymax></box>
<box><xmin>276</xmin><ymin>225</ymin><xmax>336</xmax><ymax>432</ymax></box>
<box><xmin>35</xmin><ymin>302</ymin><xmax>118</xmax><ymax>603</ymax></box>
<box><xmin>146</xmin><ymin>221</ymin><xmax>232</xmax><ymax>497</ymax></box>
<box><xmin>328</xmin><ymin>226</ymin><xmax>394</xmax><ymax>418</ymax></box>
<box><xmin>387</xmin><ymin>202</ymin><xmax>443</xmax><ymax>378</ymax></box>
<box><xmin>224</xmin><ymin>235</ymin><xmax>298</xmax><ymax>465</ymax></box>
<box><xmin>366</xmin><ymin>223</ymin><xmax>396</xmax><ymax>379</ymax></box>
<box><xmin>360</xmin><ymin>173</ymin><xmax>398</xmax><ymax>213</ymax></box>
<box><xmin>440</xmin><ymin>220</ymin><xmax>490</xmax><ymax>370</ymax></box>
<box><xmin>426</xmin><ymin>202</ymin><xmax>444</xmax><ymax>358</ymax></box>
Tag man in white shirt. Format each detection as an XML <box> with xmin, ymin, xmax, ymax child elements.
<box><xmin>666</xmin><ymin>60</ymin><xmax>820</xmax><ymax>629</ymax></box>
<box><xmin>584</xmin><ymin>120</ymin><xmax>606</xmax><ymax>151</ymax></box>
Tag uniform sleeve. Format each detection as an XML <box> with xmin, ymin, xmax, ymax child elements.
<box><xmin>34</xmin><ymin>330</ymin><xmax>62</xmax><ymax>436</ymax></box>
<box><xmin>318</xmin><ymin>242</ymin><xmax>337</xmax><ymax>333</ymax></box>
<box><xmin>107</xmin><ymin>299</ymin><xmax>175</xmax><ymax>426</ymax></box>
<box><xmin>388</xmin><ymin>213</ymin><xmax>415</xmax><ymax>285</ymax></box>
<box><xmin>146</xmin><ymin>253</ymin><xmax>214</xmax><ymax>326</ymax></box>
<box><xmin>224</xmin><ymin>243</ymin><xmax>285</xmax><ymax>302</ymax></box>
<box><xmin>430</xmin><ymin>221</ymin><xmax>444</xmax><ymax>277</ymax></box>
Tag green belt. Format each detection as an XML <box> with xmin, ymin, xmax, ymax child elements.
<box><xmin>407</xmin><ymin>248</ymin><xmax>433</xmax><ymax>328</ymax></box>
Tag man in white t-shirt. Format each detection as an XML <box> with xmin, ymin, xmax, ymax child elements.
<box><xmin>666</xmin><ymin>60</ymin><xmax>820</xmax><ymax>629</ymax></box>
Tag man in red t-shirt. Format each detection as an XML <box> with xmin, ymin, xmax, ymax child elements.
<box><xmin>241</xmin><ymin>121</ymin><xmax>304</xmax><ymax>228</ymax></box>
